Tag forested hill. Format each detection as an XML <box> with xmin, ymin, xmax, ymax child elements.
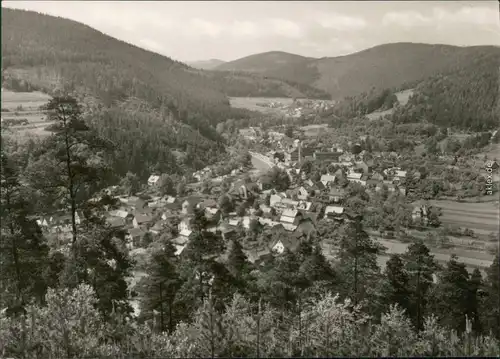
<box><xmin>324</xmin><ymin>47</ymin><xmax>500</xmax><ymax>131</ymax></box>
<box><xmin>215</xmin><ymin>51</ymin><xmax>312</xmax><ymax>73</ymax></box>
<box><xmin>215</xmin><ymin>43</ymin><xmax>500</xmax><ymax>100</ymax></box>
<box><xmin>1</xmin><ymin>8</ymin><xmax>327</xmax><ymax>113</ymax></box>
<box><xmin>0</xmin><ymin>8</ymin><xmax>327</xmax><ymax>179</ymax></box>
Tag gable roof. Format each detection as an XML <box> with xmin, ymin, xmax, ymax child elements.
<box><xmin>281</xmin><ymin>208</ymin><xmax>298</xmax><ymax>219</ymax></box>
<box><xmin>325</xmin><ymin>206</ymin><xmax>344</xmax><ymax>215</ymax></box>
<box><xmin>108</xmin><ymin>217</ymin><xmax>126</xmax><ymax>228</ymax></box>
<box><xmin>148</xmin><ymin>175</ymin><xmax>160</xmax><ymax>183</ymax></box>
<box><xmin>320</xmin><ymin>174</ymin><xmax>336</xmax><ymax>183</ymax></box>
<box><xmin>296</xmin><ymin>201</ymin><xmax>312</xmax><ymax>211</ymax></box>
<box><xmin>128</xmin><ymin>227</ymin><xmax>144</xmax><ymax>238</ymax></box>
<box><xmin>109</xmin><ymin>209</ymin><xmax>129</xmax><ymax>218</ymax></box>
<box><xmin>347</xmin><ymin>172</ymin><xmax>362</xmax><ymax>180</ymax></box>
<box><xmin>271</xmin><ymin>236</ymin><xmax>300</xmax><ymax>252</ymax></box>
<box><xmin>198</xmin><ymin>199</ymin><xmax>217</xmax><ymax>209</ymax></box>
<box><xmin>329</xmin><ymin>187</ymin><xmax>346</xmax><ymax>196</ymax></box>
<box><xmin>135</xmin><ymin>214</ymin><xmax>153</xmax><ymax>224</ymax></box>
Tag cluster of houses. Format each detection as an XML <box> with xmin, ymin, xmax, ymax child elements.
<box><xmin>34</xmin><ymin>131</ymin><xmax>442</xmax><ymax>263</ymax></box>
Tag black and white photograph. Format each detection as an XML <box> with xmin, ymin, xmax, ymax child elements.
<box><xmin>1</xmin><ymin>1</ymin><xmax>499</xmax><ymax>357</ymax></box>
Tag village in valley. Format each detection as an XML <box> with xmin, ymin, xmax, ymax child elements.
<box><xmin>2</xmin><ymin>2</ymin><xmax>500</xmax><ymax>357</ymax></box>
<box><xmin>35</xmin><ymin>114</ymin><xmax>499</xmax><ymax>314</ymax></box>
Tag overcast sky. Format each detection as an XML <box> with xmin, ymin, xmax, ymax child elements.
<box><xmin>3</xmin><ymin>1</ymin><xmax>499</xmax><ymax>62</ymax></box>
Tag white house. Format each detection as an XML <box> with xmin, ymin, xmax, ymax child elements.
<box><xmin>324</xmin><ymin>205</ymin><xmax>344</xmax><ymax>219</ymax></box>
<box><xmin>178</xmin><ymin>218</ymin><xmax>193</xmax><ymax>238</ymax></box>
<box><xmin>280</xmin><ymin>209</ymin><xmax>300</xmax><ymax>225</ymax></box>
<box><xmin>148</xmin><ymin>175</ymin><xmax>160</xmax><ymax>187</ymax></box>
<box><xmin>297</xmin><ymin>201</ymin><xmax>312</xmax><ymax>211</ymax></box>
<box><xmin>320</xmin><ymin>174</ymin><xmax>336</xmax><ymax>187</ymax></box>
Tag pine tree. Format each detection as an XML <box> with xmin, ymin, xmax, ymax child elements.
<box><xmin>338</xmin><ymin>215</ymin><xmax>381</xmax><ymax>306</ymax></box>
<box><xmin>0</xmin><ymin>148</ymin><xmax>50</xmax><ymax>309</ymax></box>
<box><xmin>467</xmin><ymin>268</ymin><xmax>483</xmax><ymax>334</ymax></box>
<box><xmin>138</xmin><ymin>241</ymin><xmax>182</xmax><ymax>333</ymax></box>
<box><xmin>431</xmin><ymin>255</ymin><xmax>470</xmax><ymax>333</ymax></box>
<box><xmin>25</xmin><ymin>96</ymin><xmax>112</xmax><ymax>265</ymax></box>
<box><xmin>227</xmin><ymin>239</ymin><xmax>249</xmax><ymax>278</ymax></box>
<box><xmin>381</xmin><ymin>254</ymin><xmax>411</xmax><ymax>314</ymax></box>
<box><xmin>402</xmin><ymin>239</ymin><xmax>439</xmax><ymax>331</ymax></box>
<box><xmin>120</xmin><ymin>171</ymin><xmax>140</xmax><ymax>196</ymax></box>
<box><xmin>483</xmin><ymin>254</ymin><xmax>500</xmax><ymax>339</ymax></box>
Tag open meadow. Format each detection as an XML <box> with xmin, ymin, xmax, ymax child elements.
<box><xmin>229</xmin><ymin>96</ymin><xmax>294</xmax><ymax>114</ymax></box>
<box><xmin>1</xmin><ymin>89</ymin><xmax>53</xmax><ymax>141</ymax></box>
<box><xmin>430</xmin><ymin>199</ymin><xmax>499</xmax><ymax>236</ymax></box>
<box><xmin>365</xmin><ymin>88</ymin><xmax>414</xmax><ymax>120</ymax></box>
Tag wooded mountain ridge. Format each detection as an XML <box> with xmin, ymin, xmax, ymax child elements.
<box><xmin>215</xmin><ymin>43</ymin><xmax>500</xmax><ymax>101</ymax></box>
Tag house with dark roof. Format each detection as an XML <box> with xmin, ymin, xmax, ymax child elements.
<box><xmin>230</xmin><ymin>180</ymin><xmax>259</xmax><ymax>201</ymax></box>
<box><xmin>411</xmin><ymin>200</ymin><xmax>430</xmax><ymax>225</ymax></box>
<box><xmin>294</xmin><ymin>218</ymin><xmax>317</xmax><ymax>240</ymax></box>
<box><xmin>108</xmin><ymin>217</ymin><xmax>126</xmax><ymax>229</ymax></box>
<box><xmin>133</xmin><ymin>214</ymin><xmax>153</xmax><ymax>229</ymax></box>
<box><xmin>355</xmin><ymin>160</ymin><xmax>373</xmax><ymax>174</ymax></box>
<box><xmin>313</xmin><ymin>151</ymin><xmax>341</xmax><ymax>162</ymax></box>
<box><xmin>328</xmin><ymin>187</ymin><xmax>346</xmax><ymax>203</ymax></box>
<box><xmin>127</xmin><ymin>227</ymin><xmax>145</xmax><ymax>248</ymax></box>
<box><xmin>371</xmin><ymin>171</ymin><xmax>385</xmax><ymax>182</ymax></box>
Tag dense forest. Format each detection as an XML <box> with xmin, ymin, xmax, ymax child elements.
<box><xmin>321</xmin><ymin>48</ymin><xmax>500</xmax><ymax>132</ymax></box>
<box><xmin>1</xmin><ymin>8</ymin><xmax>327</xmax><ymax>105</ymax></box>
<box><xmin>215</xmin><ymin>43</ymin><xmax>500</xmax><ymax>100</ymax></box>
<box><xmin>0</xmin><ymin>8</ymin><xmax>333</xmax><ymax>176</ymax></box>
<box><xmin>390</xmin><ymin>50</ymin><xmax>500</xmax><ymax>131</ymax></box>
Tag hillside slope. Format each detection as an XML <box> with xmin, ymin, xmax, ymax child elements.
<box><xmin>0</xmin><ymin>7</ymin><xmax>327</xmax><ymax>111</ymax></box>
<box><xmin>324</xmin><ymin>47</ymin><xmax>500</xmax><ymax>132</ymax></box>
<box><xmin>215</xmin><ymin>43</ymin><xmax>500</xmax><ymax>100</ymax></box>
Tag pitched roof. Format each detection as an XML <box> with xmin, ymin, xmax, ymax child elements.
<box><xmin>108</xmin><ymin>217</ymin><xmax>126</xmax><ymax>228</ymax></box>
<box><xmin>198</xmin><ymin>199</ymin><xmax>217</xmax><ymax>209</ymax></box>
<box><xmin>281</xmin><ymin>198</ymin><xmax>299</xmax><ymax>207</ymax></box>
<box><xmin>148</xmin><ymin>175</ymin><xmax>160</xmax><ymax>183</ymax></box>
<box><xmin>329</xmin><ymin>187</ymin><xmax>346</xmax><ymax>196</ymax></box>
<box><xmin>128</xmin><ymin>227</ymin><xmax>144</xmax><ymax>238</ymax></box>
<box><xmin>296</xmin><ymin>201</ymin><xmax>312</xmax><ymax>211</ymax></box>
<box><xmin>320</xmin><ymin>174</ymin><xmax>336</xmax><ymax>183</ymax></box>
<box><xmin>135</xmin><ymin>214</ymin><xmax>153</xmax><ymax>224</ymax></box>
<box><xmin>347</xmin><ymin>172</ymin><xmax>362</xmax><ymax>180</ymax></box>
<box><xmin>271</xmin><ymin>236</ymin><xmax>300</xmax><ymax>252</ymax></box>
<box><xmin>280</xmin><ymin>212</ymin><xmax>298</xmax><ymax>224</ymax></box>
<box><xmin>325</xmin><ymin>206</ymin><xmax>344</xmax><ymax>215</ymax></box>
<box><xmin>166</xmin><ymin>196</ymin><xmax>176</xmax><ymax>204</ymax></box>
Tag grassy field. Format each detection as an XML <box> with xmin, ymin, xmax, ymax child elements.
<box><xmin>365</xmin><ymin>89</ymin><xmax>414</xmax><ymax>121</ymax></box>
<box><xmin>430</xmin><ymin>200</ymin><xmax>499</xmax><ymax>235</ymax></box>
<box><xmin>1</xmin><ymin>89</ymin><xmax>51</xmax><ymax>110</ymax></box>
<box><xmin>395</xmin><ymin>89</ymin><xmax>414</xmax><ymax>106</ymax></box>
<box><xmin>300</xmin><ymin>123</ymin><xmax>330</xmax><ymax>137</ymax></box>
<box><xmin>229</xmin><ymin>96</ymin><xmax>294</xmax><ymax>114</ymax></box>
<box><xmin>1</xmin><ymin>89</ymin><xmax>53</xmax><ymax>140</ymax></box>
